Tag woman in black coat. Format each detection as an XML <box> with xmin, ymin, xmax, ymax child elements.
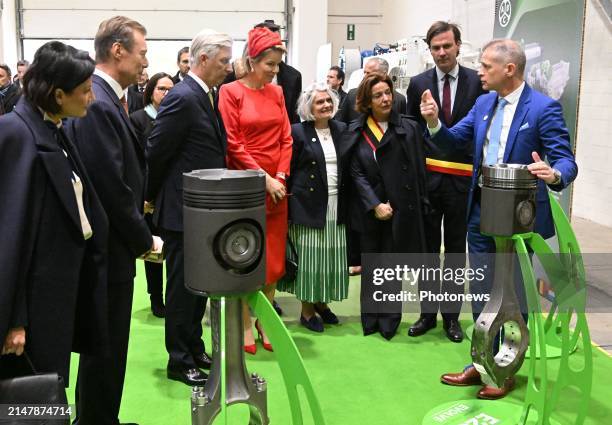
<box><xmin>130</xmin><ymin>72</ymin><xmax>174</xmax><ymax>318</ymax></box>
<box><xmin>277</xmin><ymin>82</ymin><xmax>351</xmax><ymax>332</ymax></box>
<box><xmin>346</xmin><ymin>73</ymin><xmax>429</xmax><ymax>340</ymax></box>
<box><xmin>0</xmin><ymin>42</ymin><xmax>109</xmax><ymax>384</ymax></box>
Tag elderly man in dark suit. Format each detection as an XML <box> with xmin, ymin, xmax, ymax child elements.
<box><xmin>146</xmin><ymin>29</ymin><xmax>233</xmax><ymax>386</ymax></box>
<box><xmin>406</xmin><ymin>21</ymin><xmax>487</xmax><ymax>343</ymax></box>
<box><xmin>66</xmin><ymin>16</ymin><xmax>160</xmax><ymax>425</ymax></box>
<box><xmin>336</xmin><ymin>57</ymin><xmax>407</xmax><ymax>124</ymax></box>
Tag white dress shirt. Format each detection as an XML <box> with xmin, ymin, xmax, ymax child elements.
<box><xmin>94</xmin><ymin>68</ymin><xmax>124</xmax><ymax>99</ymax></box>
<box><xmin>482</xmin><ymin>82</ymin><xmax>525</xmax><ymax>163</ymax></box>
<box><xmin>436</xmin><ymin>63</ymin><xmax>459</xmax><ymax>113</ymax></box>
<box><xmin>188</xmin><ymin>70</ymin><xmax>211</xmax><ymax>94</ymax></box>
<box><xmin>429</xmin><ymin>81</ymin><xmax>526</xmax><ymax>164</ymax></box>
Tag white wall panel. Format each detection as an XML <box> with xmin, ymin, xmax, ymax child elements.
<box><xmin>326</xmin><ymin>0</ymin><xmax>383</xmax><ymax>65</ymax></box>
<box><xmin>292</xmin><ymin>0</ymin><xmax>327</xmax><ymax>86</ymax></box>
<box><xmin>22</xmin><ymin>10</ymin><xmax>285</xmax><ymax>40</ymax></box>
<box><xmin>22</xmin><ymin>0</ymin><xmax>283</xmax><ymax>8</ymax></box>
<box><xmin>572</xmin><ymin>0</ymin><xmax>612</xmax><ymax>227</ymax></box>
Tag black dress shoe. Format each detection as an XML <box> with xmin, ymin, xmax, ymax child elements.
<box><xmin>443</xmin><ymin>319</ymin><xmax>464</xmax><ymax>343</ymax></box>
<box><xmin>273</xmin><ymin>300</ymin><xmax>283</xmax><ymax>316</ymax></box>
<box><xmin>362</xmin><ymin>314</ymin><xmax>379</xmax><ymax>336</ymax></box>
<box><xmin>193</xmin><ymin>352</ymin><xmax>213</xmax><ymax>369</ymax></box>
<box><xmin>408</xmin><ymin>316</ymin><xmax>437</xmax><ymax>337</ymax></box>
<box><xmin>379</xmin><ymin>330</ymin><xmax>396</xmax><ymax>340</ymax></box>
<box><xmin>150</xmin><ymin>295</ymin><xmax>165</xmax><ymax>318</ymax></box>
<box><xmin>314</xmin><ymin>305</ymin><xmax>339</xmax><ymax>324</ymax></box>
<box><xmin>300</xmin><ymin>315</ymin><xmax>324</xmax><ymax>332</ymax></box>
<box><xmin>167</xmin><ymin>367</ymin><xmax>208</xmax><ymax>386</ymax></box>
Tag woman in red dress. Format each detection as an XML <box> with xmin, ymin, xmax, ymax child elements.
<box><xmin>218</xmin><ymin>27</ymin><xmax>292</xmax><ymax>354</ymax></box>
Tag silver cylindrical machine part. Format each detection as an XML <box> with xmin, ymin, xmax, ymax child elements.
<box><xmin>480</xmin><ymin>164</ymin><xmax>538</xmax><ymax>237</ymax></box>
<box><xmin>183</xmin><ymin>169</ymin><xmax>266</xmax><ymax>296</ymax></box>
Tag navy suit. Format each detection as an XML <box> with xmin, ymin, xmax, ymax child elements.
<box><xmin>406</xmin><ymin>65</ymin><xmax>486</xmax><ymax>321</ymax></box>
<box><xmin>432</xmin><ymin>83</ymin><xmax>577</xmax><ymax>316</ymax></box>
<box><xmin>277</xmin><ymin>62</ymin><xmax>303</xmax><ymax>124</ymax></box>
<box><xmin>127</xmin><ymin>84</ymin><xmax>144</xmax><ymax>114</ymax></box>
<box><xmin>147</xmin><ymin>75</ymin><xmax>226</xmax><ymax>370</ymax></box>
<box><xmin>67</xmin><ymin>73</ymin><xmax>152</xmax><ymax>425</ymax></box>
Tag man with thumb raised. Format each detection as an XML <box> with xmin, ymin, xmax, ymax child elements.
<box><xmin>421</xmin><ymin>39</ymin><xmax>577</xmax><ymax>400</ymax></box>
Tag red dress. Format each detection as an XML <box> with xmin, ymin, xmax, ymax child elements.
<box><xmin>218</xmin><ymin>81</ymin><xmax>293</xmax><ymax>284</ymax></box>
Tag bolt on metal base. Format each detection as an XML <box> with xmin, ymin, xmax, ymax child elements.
<box><xmin>191</xmin><ymin>298</ymin><xmax>269</xmax><ymax>425</ymax></box>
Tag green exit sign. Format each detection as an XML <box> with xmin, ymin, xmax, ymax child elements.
<box><xmin>347</xmin><ymin>24</ymin><xmax>355</xmax><ymax>40</ymax></box>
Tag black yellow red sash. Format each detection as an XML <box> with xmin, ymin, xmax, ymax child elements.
<box><xmin>425</xmin><ymin>158</ymin><xmax>473</xmax><ymax>177</ymax></box>
<box><xmin>361</xmin><ymin>115</ymin><xmax>385</xmax><ymax>152</ymax></box>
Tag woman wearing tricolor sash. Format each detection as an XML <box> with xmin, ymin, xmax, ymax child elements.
<box><xmin>345</xmin><ymin>73</ymin><xmax>429</xmax><ymax>340</ymax></box>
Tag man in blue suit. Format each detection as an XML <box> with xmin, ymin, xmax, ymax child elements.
<box><xmin>67</xmin><ymin>16</ymin><xmax>161</xmax><ymax>425</ymax></box>
<box><xmin>146</xmin><ymin>29</ymin><xmax>233</xmax><ymax>386</ymax></box>
<box><xmin>420</xmin><ymin>39</ymin><xmax>577</xmax><ymax>399</ymax></box>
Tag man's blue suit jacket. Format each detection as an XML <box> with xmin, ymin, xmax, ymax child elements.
<box><xmin>433</xmin><ymin>83</ymin><xmax>577</xmax><ymax>239</ymax></box>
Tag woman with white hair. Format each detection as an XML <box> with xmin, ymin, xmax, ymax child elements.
<box><xmin>277</xmin><ymin>82</ymin><xmax>350</xmax><ymax>332</ymax></box>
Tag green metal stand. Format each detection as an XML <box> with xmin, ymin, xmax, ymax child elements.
<box><xmin>514</xmin><ymin>194</ymin><xmax>592</xmax><ymax>424</ymax></box>
<box><xmin>422</xmin><ymin>194</ymin><xmax>592</xmax><ymax>425</ymax></box>
<box><xmin>192</xmin><ymin>293</ymin><xmax>325</xmax><ymax>425</ymax></box>
<box><xmin>246</xmin><ymin>291</ymin><xmax>326</xmax><ymax>425</ymax></box>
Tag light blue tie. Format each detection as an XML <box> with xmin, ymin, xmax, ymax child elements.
<box><xmin>485</xmin><ymin>98</ymin><xmax>508</xmax><ymax>165</ymax></box>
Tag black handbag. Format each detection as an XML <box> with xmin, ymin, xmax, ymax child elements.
<box><xmin>283</xmin><ymin>236</ymin><xmax>299</xmax><ymax>282</ymax></box>
<box><xmin>0</xmin><ymin>353</ymin><xmax>69</xmax><ymax>424</ymax></box>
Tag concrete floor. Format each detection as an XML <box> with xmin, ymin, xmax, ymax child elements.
<box><xmin>571</xmin><ymin>216</ymin><xmax>612</xmax><ymax>355</ymax></box>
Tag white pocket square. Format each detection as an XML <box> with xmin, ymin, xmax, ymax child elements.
<box><xmin>519</xmin><ymin>122</ymin><xmax>530</xmax><ymax>131</ymax></box>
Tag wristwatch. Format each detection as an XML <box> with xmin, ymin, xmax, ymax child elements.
<box><xmin>551</xmin><ymin>168</ymin><xmax>562</xmax><ymax>185</ymax></box>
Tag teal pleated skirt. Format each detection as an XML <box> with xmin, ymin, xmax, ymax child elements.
<box><xmin>277</xmin><ymin>194</ymin><xmax>349</xmax><ymax>303</ymax></box>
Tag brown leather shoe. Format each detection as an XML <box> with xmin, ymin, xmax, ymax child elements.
<box><xmin>477</xmin><ymin>377</ymin><xmax>516</xmax><ymax>400</ymax></box>
<box><xmin>440</xmin><ymin>366</ymin><xmax>482</xmax><ymax>386</ymax></box>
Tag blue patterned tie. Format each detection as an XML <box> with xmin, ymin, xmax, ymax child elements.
<box><xmin>485</xmin><ymin>98</ymin><xmax>508</xmax><ymax>165</ymax></box>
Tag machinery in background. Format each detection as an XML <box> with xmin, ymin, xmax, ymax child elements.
<box><xmin>340</xmin><ymin>36</ymin><xmax>481</xmax><ymax>93</ymax></box>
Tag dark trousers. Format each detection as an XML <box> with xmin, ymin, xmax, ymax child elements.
<box><xmin>420</xmin><ymin>175</ymin><xmax>468</xmax><ymax>322</ymax></box>
<box><xmin>346</xmin><ymin>227</ymin><xmax>362</xmax><ymax>267</ymax></box>
<box><xmin>359</xmin><ymin>220</ymin><xmax>400</xmax><ymax>339</ymax></box>
<box><xmin>75</xmin><ymin>280</ymin><xmax>134</xmax><ymax>425</ymax></box>
<box><xmin>161</xmin><ymin>228</ymin><xmax>207</xmax><ymax>369</ymax></box>
<box><xmin>144</xmin><ymin>215</ymin><xmax>163</xmax><ymax>299</ymax></box>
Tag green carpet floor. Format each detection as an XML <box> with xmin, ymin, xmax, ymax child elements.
<box><xmin>66</xmin><ymin>263</ymin><xmax>612</xmax><ymax>424</ymax></box>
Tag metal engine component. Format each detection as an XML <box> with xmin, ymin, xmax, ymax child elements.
<box><xmin>472</xmin><ymin>164</ymin><xmax>537</xmax><ymax>388</ymax></box>
<box><xmin>191</xmin><ymin>299</ymin><xmax>268</xmax><ymax>425</ymax></box>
